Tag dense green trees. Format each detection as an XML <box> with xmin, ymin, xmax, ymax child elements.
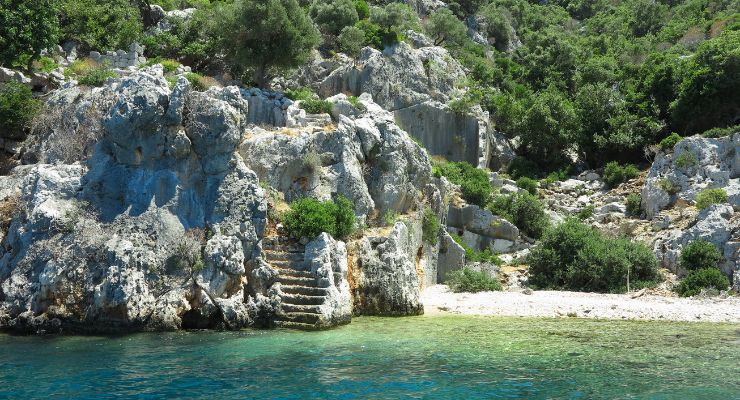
<box><xmin>0</xmin><ymin>0</ymin><xmax>60</xmax><ymax>69</ymax></box>
<box><xmin>59</xmin><ymin>0</ymin><xmax>143</xmax><ymax>52</ymax></box>
<box><xmin>310</xmin><ymin>0</ymin><xmax>359</xmax><ymax>36</ymax></box>
<box><xmin>217</xmin><ymin>0</ymin><xmax>320</xmax><ymax>87</ymax></box>
<box><xmin>425</xmin><ymin>8</ymin><xmax>469</xmax><ymax>47</ymax></box>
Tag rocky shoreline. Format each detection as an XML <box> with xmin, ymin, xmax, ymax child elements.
<box><xmin>422</xmin><ymin>285</ymin><xmax>740</xmax><ymax>323</ymax></box>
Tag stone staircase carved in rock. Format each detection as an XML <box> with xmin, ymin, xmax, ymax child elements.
<box><xmin>262</xmin><ymin>236</ymin><xmax>333</xmax><ymax>330</ymax></box>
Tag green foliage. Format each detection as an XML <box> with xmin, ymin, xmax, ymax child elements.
<box><xmin>185</xmin><ymin>72</ymin><xmax>206</xmax><ymax>91</ymax></box>
<box><xmin>528</xmin><ymin>219</ymin><xmax>659</xmax><ymax>293</ymax></box>
<box><xmin>676</xmin><ymin>268</ymin><xmax>729</xmax><ymax>297</ymax></box>
<box><xmin>701</xmin><ymin>124</ymin><xmax>739</xmax><ymax>138</ymax></box>
<box><xmin>382</xmin><ymin>210</ymin><xmax>399</xmax><ymax>227</ymax></box>
<box><xmin>659</xmin><ymin>132</ymin><xmax>682</xmax><ymax>151</ymax></box>
<box><xmin>0</xmin><ymin>82</ymin><xmax>41</xmax><ymax>139</ymax></box>
<box><xmin>695</xmin><ymin>188</ymin><xmax>728</xmax><ymax>210</ymax></box>
<box><xmin>354</xmin><ymin>20</ymin><xmax>385</xmax><ymax>49</ymax></box>
<box><xmin>432</xmin><ymin>160</ymin><xmax>492</xmax><ymax>207</ymax></box>
<box><xmin>283</xmin><ymin>196</ymin><xmax>356</xmax><ymax>240</ymax></box>
<box><xmin>576</xmin><ymin>204</ymin><xmax>594</xmax><ymax>220</ymax></box>
<box><xmin>671</xmin><ymin>30</ymin><xmax>740</xmax><ymax>135</ymax></box>
<box><xmin>681</xmin><ymin>240</ymin><xmax>721</xmax><ymax>272</ymax></box>
<box><xmin>338</xmin><ymin>25</ymin><xmax>366</xmax><ymax>57</ymax></box>
<box><xmin>78</xmin><ymin>67</ymin><xmax>116</xmax><ymax>87</ymax></box>
<box><xmin>368</xmin><ymin>2</ymin><xmax>418</xmax><ymax>47</ymax></box>
<box><xmin>602</xmin><ymin>162</ymin><xmax>639</xmax><ymax>188</ymax></box>
<box><xmin>451</xmin><ymin>233</ymin><xmax>502</xmax><ymax>264</ymax></box>
<box><xmin>216</xmin><ymin>0</ymin><xmax>320</xmax><ymax>87</ymax></box>
<box><xmin>310</xmin><ymin>0</ymin><xmax>359</xmax><ymax>36</ymax></box>
<box><xmin>515</xmin><ymin>177</ymin><xmax>538</xmax><ymax>195</ymax></box>
<box><xmin>347</xmin><ymin>96</ymin><xmax>365</xmax><ymax>111</ymax></box>
<box><xmin>34</xmin><ymin>57</ymin><xmax>59</xmax><ymax>74</ymax></box>
<box><xmin>657</xmin><ymin>178</ymin><xmax>679</xmax><ymax>195</ymax></box>
<box><xmin>425</xmin><ymin>8</ymin><xmax>469</xmax><ymax>48</ymax></box>
<box><xmin>446</xmin><ymin>267</ymin><xmax>502</xmax><ymax>293</ymax></box>
<box><xmin>353</xmin><ymin>0</ymin><xmax>369</xmax><ymax>20</ymax></box>
<box><xmin>625</xmin><ymin>193</ymin><xmax>642</xmax><ymax>217</ymax></box>
<box><xmin>300</xmin><ymin>99</ymin><xmax>333</xmax><ymax>114</ymax></box>
<box><xmin>146</xmin><ymin>58</ymin><xmax>181</xmax><ymax>73</ymax></box>
<box><xmin>0</xmin><ymin>0</ymin><xmax>60</xmax><ymax>69</ymax></box>
<box><xmin>284</xmin><ymin>87</ymin><xmax>313</xmax><ymax>101</ymax></box>
<box><xmin>422</xmin><ymin>207</ymin><xmax>441</xmax><ymax>245</ymax></box>
<box><xmin>490</xmin><ymin>192</ymin><xmax>550</xmax><ymax>239</ymax></box>
<box><xmin>507</xmin><ymin>156</ymin><xmax>541</xmax><ymax>180</ymax></box>
<box><xmin>447</xmin><ymin>0</ymin><xmax>486</xmax><ymax>18</ymax></box>
<box><xmin>59</xmin><ymin>0</ymin><xmax>143</xmax><ymax>52</ymax></box>
<box><xmin>674</xmin><ymin>152</ymin><xmax>698</xmax><ymax>168</ymax></box>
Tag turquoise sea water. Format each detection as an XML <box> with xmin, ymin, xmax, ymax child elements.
<box><xmin>1</xmin><ymin>315</ymin><xmax>739</xmax><ymax>399</ymax></box>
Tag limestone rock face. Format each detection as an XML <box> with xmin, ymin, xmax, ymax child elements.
<box><xmin>239</xmin><ymin>97</ymin><xmax>433</xmax><ymax>219</ymax></box>
<box><xmin>643</xmin><ymin>134</ymin><xmax>739</xmax><ymax>219</ymax></box>
<box><xmin>437</xmin><ymin>231</ymin><xmax>465</xmax><ymax>283</ymax></box>
<box><xmin>653</xmin><ymin>205</ymin><xmax>739</xmax><ymax>286</ymax></box>
<box><xmin>0</xmin><ymin>68</ymin><xmax>269</xmax><ymax>333</ymax></box>
<box><xmin>304</xmin><ymin>233</ymin><xmax>352</xmax><ymax>326</ymax></box>
<box><xmin>352</xmin><ymin>221</ymin><xmax>425</xmax><ymax>316</ymax></box>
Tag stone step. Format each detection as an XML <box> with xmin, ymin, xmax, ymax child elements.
<box><xmin>281</xmin><ymin>304</ymin><xmax>323</xmax><ymax>314</ymax></box>
<box><xmin>277</xmin><ymin>275</ymin><xmax>316</xmax><ymax>286</ymax></box>
<box><xmin>279</xmin><ymin>292</ymin><xmax>325</xmax><ymax>305</ymax></box>
<box><xmin>269</xmin><ymin>260</ymin><xmax>308</xmax><ymax>270</ymax></box>
<box><xmin>280</xmin><ymin>285</ymin><xmax>328</xmax><ymax>296</ymax></box>
<box><xmin>276</xmin><ymin>312</ymin><xmax>321</xmax><ymax>324</ymax></box>
<box><xmin>265</xmin><ymin>251</ymin><xmax>305</xmax><ymax>261</ymax></box>
<box><xmin>273</xmin><ymin>320</ymin><xmax>321</xmax><ymax>331</ymax></box>
<box><xmin>263</xmin><ymin>243</ymin><xmax>305</xmax><ymax>253</ymax></box>
<box><xmin>274</xmin><ymin>268</ymin><xmax>313</xmax><ymax>278</ymax></box>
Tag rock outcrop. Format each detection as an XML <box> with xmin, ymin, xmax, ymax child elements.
<box><xmin>643</xmin><ymin>134</ymin><xmax>739</xmax><ymax>219</ymax></box>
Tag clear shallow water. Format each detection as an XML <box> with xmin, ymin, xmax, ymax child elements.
<box><xmin>1</xmin><ymin>316</ymin><xmax>739</xmax><ymax>399</ymax></box>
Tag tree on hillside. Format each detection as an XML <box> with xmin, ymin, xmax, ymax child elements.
<box><xmin>310</xmin><ymin>0</ymin><xmax>359</xmax><ymax>37</ymax></box>
<box><xmin>218</xmin><ymin>0</ymin><xmax>320</xmax><ymax>87</ymax></box>
<box><xmin>425</xmin><ymin>8</ymin><xmax>468</xmax><ymax>47</ymax></box>
<box><xmin>0</xmin><ymin>0</ymin><xmax>60</xmax><ymax>70</ymax></box>
<box><xmin>59</xmin><ymin>0</ymin><xmax>143</xmax><ymax>52</ymax></box>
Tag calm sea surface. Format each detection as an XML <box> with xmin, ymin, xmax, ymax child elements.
<box><xmin>1</xmin><ymin>315</ymin><xmax>739</xmax><ymax>399</ymax></box>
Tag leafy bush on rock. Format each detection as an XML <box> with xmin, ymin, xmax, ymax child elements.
<box><xmin>283</xmin><ymin>196</ymin><xmax>356</xmax><ymax>240</ymax></box>
<box><xmin>695</xmin><ymin>188</ymin><xmax>728</xmax><ymax>210</ymax></box>
<box><xmin>676</xmin><ymin>268</ymin><xmax>729</xmax><ymax>297</ymax></box>
<box><xmin>490</xmin><ymin>192</ymin><xmax>549</xmax><ymax>239</ymax></box>
<box><xmin>602</xmin><ymin>161</ymin><xmax>639</xmax><ymax>188</ymax></box>
<box><xmin>680</xmin><ymin>240</ymin><xmax>721</xmax><ymax>272</ymax></box>
<box><xmin>432</xmin><ymin>160</ymin><xmax>492</xmax><ymax>207</ymax></box>
<box><xmin>0</xmin><ymin>82</ymin><xmax>40</xmax><ymax>139</ymax></box>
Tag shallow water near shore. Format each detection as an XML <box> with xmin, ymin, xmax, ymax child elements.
<box><xmin>1</xmin><ymin>316</ymin><xmax>739</xmax><ymax>399</ymax></box>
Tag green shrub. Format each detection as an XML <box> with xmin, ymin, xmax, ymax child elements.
<box><xmin>516</xmin><ymin>177</ymin><xmax>538</xmax><ymax>195</ymax></box>
<box><xmin>422</xmin><ymin>207</ymin><xmax>441</xmax><ymax>245</ymax></box>
<box><xmin>674</xmin><ymin>152</ymin><xmax>698</xmax><ymax>168</ymax></box>
<box><xmin>432</xmin><ymin>160</ymin><xmax>492</xmax><ymax>207</ymax></box>
<box><xmin>147</xmin><ymin>58</ymin><xmax>181</xmax><ymax>73</ymax></box>
<box><xmin>451</xmin><ymin>234</ymin><xmax>502</xmax><ymax>264</ymax></box>
<box><xmin>576</xmin><ymin>204</ymin><xmax>594</xmax><ymax>220</ymax></box>
<box><xmin>657</xmin><ymin>178</ymin><xmax>679</xmax><ymax>194</ymax></box>
<box><xmin>602</xmin><ymin>161</ymin><xmax>639</xmax><ymax>188</ymax></box>
<box><xmin>33</xmin><ymin>56</ymin><xmax>59</xmax><ymax>73</ymax></box>
<box><xmin>78</xmin><ymin>67</ymin><xmax>116</xmax><ymax>87</ymax></box>
<box><xmin>382</xmin><ymin>210</ymin><xmax>399</xmax><ymax>227</ymax></box>
<box><xmin>347</xmin><ymin>96</ymin><xmax>365</xmax><ymax>111</ymax></box>
<box><xmin>507</xmin><ymin>156</ymin><xmax>541</xmax><ymax>180</ymax></box>
<box><xmin>695</xmin><ymin>188</ymin><xmax>728</xmax><ymax>209</ymax></box>
<box><xmin>284</xmin><ymin>87</ymin><xmax>313</xmax><ymax>101</ymax></box>
<box><xmin>680</xmin><ymin>240</ymin><xmax>721</xmax><ymax>272</ymax></box>
<box><xmin>625</xmin><ymin>193</ymin><xmax>642</xmax><ymax>216</ymax></box>
<box><xmin>185</xmin><ymin>72</ymin><xmax>207</xmax><ymax>91</ymax></box>
<box><xmin>337</xmin><ymin>25</ymin><xmax>366</xmax><ymax>57</ymax></box>
<box><xmin>447</xmin><ymin>267</ymin><xmax>502</xmax><ymax>293</ymax></box>
<box><xmin>676</xmin><ymin>268</ymin><xmax>729</xmax><ymax>297</ymax></box>
<box><xmin>283</xmin><ymin>196</ymin><xmax>356</xmax><ymax>240</ymax></box>
<box><xmin>300</xmin><ymin>99</ymin><xmax>333</xmax><ymax>114</ymax></box>
<box><xmin>701</xmin><ymin>124</ymin><xmax>739</xmax><ymax>138</ymax></box>
<box><xmin>64</xmin><ymin>58</ymin><xmax>99</xmax><ymax>78</ymax></box>
<box><xmin>490</xmin><ymin>192</ymin><xmax>550</xmax><ymax>239</ymax></box>
<box><xmin>527</xmin><ymin>219</ymin><xmax>659</xmax><ymax>293</ymax></box>
<box><xmin>659</xmin><ymin>132</ymin><xmax>682</xmax><ymax>151</ymax></box>
<box><xmin>0</xmin><ymin>82</ymin><xmax>40</xmax><ymax>139</ymax></box>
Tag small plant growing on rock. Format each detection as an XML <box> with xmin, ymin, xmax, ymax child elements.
<box><xmin>695</xmin><ymin>188</ymin><xmax>728</xmax><ymax>209</ymax></box>
<box><xmin>701</xmin><ymin>124</ymin><xmax>738</xmax><ymax>138</ymax></box>
<box><xmin>602</xmin><ymin>161</ymin><xmax>639</xmax><ymax>188</ymax></box>
<box><xmin>657</xmin><ymin>178</ymin><xmax>679</xmax><ymax>194</ymax></box>
<box><xmin>78</xmin><ymin>67</ymin><xmax>116</xmax><ymax>87</ymax></box>
<box><xmin>284</xmin><ymin>87</ymin><xmax>313</xmax><ymax>101</ymax></box>
<box><xmin>659</xmin><ymin>132</ymin><xmax>682</xmax><ymax>151</ymax></box>
<box><xmin>172</xmin><ymin>229</ymin><xmax>205</xmax><ymax>272</ymax></box>
<box><xmin>676</xmin><ymin>268</ymin><xmax>729</xmax><ymax>297</ymax></box>
<box><xmin>451</xmin><ymin>234</ymin><xmax>502</xmax><ymax>264</ymax></box>
<box><xmin>576</xmin><ymin>204</ymin><xmax>594</xmax><ymax>220</ymax></box>
<box><xmin>516</xmin><ymin>177</ymin><xmax>538</xmax><ymax>195</ymax></box>
<box><xmin>675</xmin><ymin>152</ymin><xmax>698</xmax><ymax>168</ymax></box>
<box><xmin>447</xmin><ymin>267</ymin><xmax>502</xmax><ymax>293</ymax></box>
<box><xmin>382</xmin><ymin>210</ymin><xmax>399</xmax><ymax>226</ymax></box>
<box><xmin>680</xmin><ymin>240</ymin><xmax>721</xmax><ymax>271</ymax></box>
<box><xmin>302</xmin><ymin>152</ymin><xmax>321</xmax><ymax>173</ymax></box>
<box><xmin>433</xmin><ymin>159</ymin><xmax>492</xmax><ymax>207</ymax></box>
<box><xmin>625</xmin><ymin>193</ymin><xmax>642</xmax><ymax>217</ymax></box>
<box><xmin>422</xmin><ymin>207</ymin><xmax>441</xmax><ymax>245</ymax></box>
<box><xmin>300</xmin><ymin>99</ymin><xmax>333</xmax><ymax>114</ymax></box>
<box><xmin>0</xmin><ymin>82</ymin><xmax>40</xmax><ymax>139</ymax></box>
